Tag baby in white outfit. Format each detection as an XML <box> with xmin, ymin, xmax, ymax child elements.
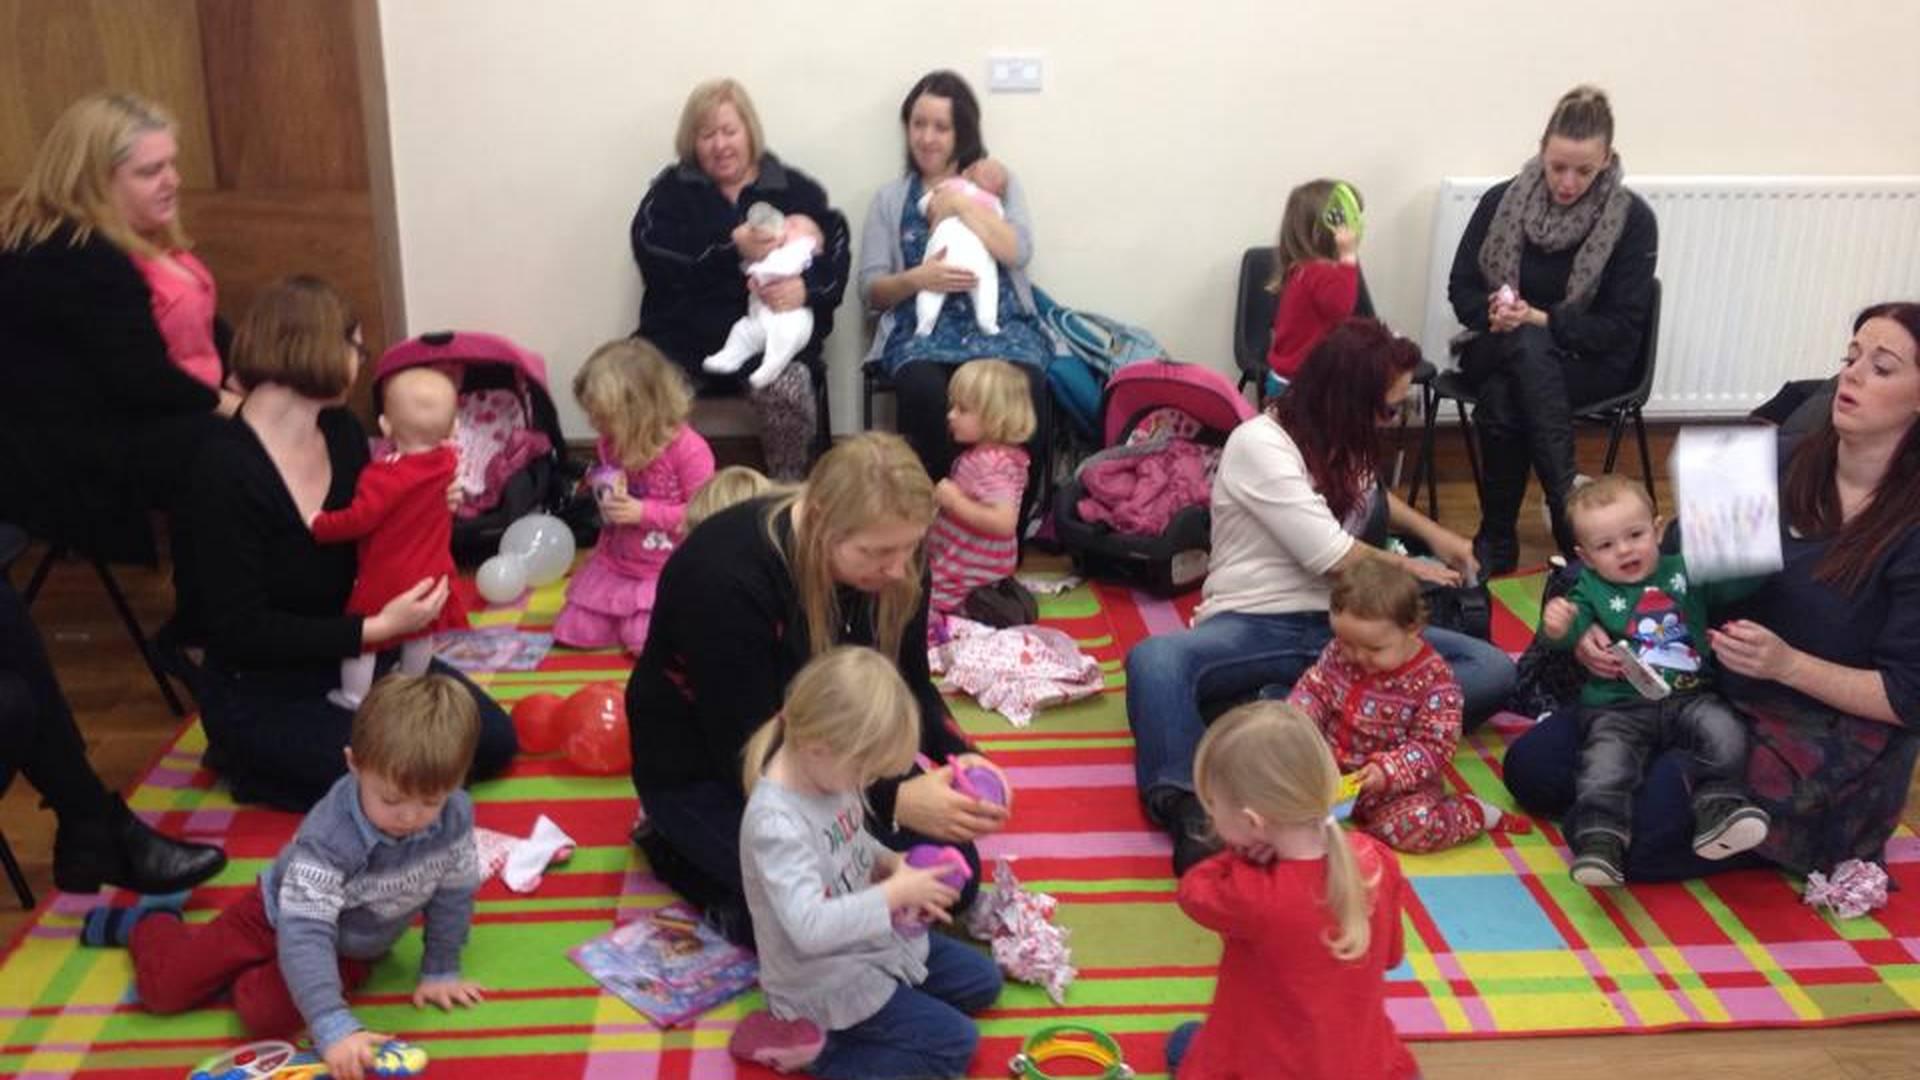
<box><xmin>703</xmin><ymin>203</ymin><xmax>824</xmax><ymax>390</ymax></box>
<box><xmin>915</xmin><ymin>159</ymin><xmax>1009</xmax><ymax>337</ymax></box>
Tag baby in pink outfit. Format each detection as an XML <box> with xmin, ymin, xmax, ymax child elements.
<box><xmin>916</xmin><ymin>159</ymin><xmax>1009</xmax><ymax>337</ymax></box>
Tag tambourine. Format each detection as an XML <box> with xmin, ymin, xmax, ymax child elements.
<box><xmin>1008</xmin><ymin>1024</ymin><xmax>1132</xmax><ymax>1079</ymax></box>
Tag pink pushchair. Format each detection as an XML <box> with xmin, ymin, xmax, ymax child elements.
<box><xmin>373</xmin><ymin>330</ymin><xmax>570</xmax><ymax>565</ymax></box>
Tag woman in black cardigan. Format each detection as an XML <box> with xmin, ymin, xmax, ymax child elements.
<box><xmin>184</xmin><ymin>278</ymin><xmax>516</xmax><ymax>810</ymax></box>
<box><xmin>627</xmin><ymin>433</ymin><xmax>1009</xmax><ymax>944</ymax></box>
<box><xmin>1446</xmin><ymin>85</ymin><xmax>1658</xmax><ymax>572</ymax></box>
<box><xmin>0</xmin><ymin>93</ymin><xmax>236</xmax><ymax>631</ymax></box>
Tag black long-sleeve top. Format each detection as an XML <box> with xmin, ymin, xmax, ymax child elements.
<box><xmin>189</xmin><ymin>407</ymin><xmax>370</xmax><ymax>677</ymax></box>
<box><xmin>1447</xmin><ymin>179</ymin><xmax>1659</xmax><ymax>375</ymax></box>
<box><xmin>626</xmin><ymin>497</ymin><xmax>968</xmax><ymax>824</ymax></box>
<box><xmin>0</xmin><ymin>226</ymin><xmax>217</xmax><ymax>549</ymax></box>
<box><xmin>631</xmin><ymin>153</ymin><xmax>851</xmax><ymax>371</ymax></box>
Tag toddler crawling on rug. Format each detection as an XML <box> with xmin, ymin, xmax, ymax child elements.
<box><xmin>916</xmin><ymin>158</ymin><xmax>1009</xmax><ymax>336</ymax></box>
<box><xmin>84</xmin><ymin>675</ymin><xmax>486</xmax><ymax>1080</ymax></box>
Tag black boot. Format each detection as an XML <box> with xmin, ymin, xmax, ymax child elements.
<box><xmin>1471</xmin><ymin>426</ymin><xmax>1530</xmax><ymax>578</ymax></box>
<box><xmin>1147</xmin><ymin>787</ymin><xmax>1219</xmax><ymax>878</ymax></box>
<box><xmin>52</xmin><ymin>796</ymin><xmax>227</xmax><ymax>895</ymax></box>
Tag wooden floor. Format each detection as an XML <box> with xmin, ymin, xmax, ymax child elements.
<box><xmin>3</xmin><ymin>425</ymin><xmax>1916</xmax><ymax>1076</ymax></box>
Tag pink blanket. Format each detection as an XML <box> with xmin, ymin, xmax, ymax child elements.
<box><xmin>1074</xmin><ymin>438</ymin><xmax>1216</xmax><ymax>536</ymax></box>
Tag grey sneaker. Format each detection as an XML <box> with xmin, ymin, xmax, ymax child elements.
<box><xmin>1693</xmin><ymin>802</ymin><xmax>1770</xmax><ymax>860</ymax></box>
<box><xmin>1570</xmin><ymin>833</ymin><xmax>1627</xmax><ymax>888</ymax></box>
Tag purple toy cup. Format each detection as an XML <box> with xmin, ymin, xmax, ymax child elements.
<box><xmin>587</xmin><ymin>465</ymin><xmax>625</xmax><ymax>503</ymax></box>
<box><xmin>951</xmin><ymin>764</ymin><xmax>1009</xmax><ymax>808</ymax></box>
<box><xmin>892</xmin><ymin>843</ymin><xmax>972</xmax><ymax>936</ymax></box>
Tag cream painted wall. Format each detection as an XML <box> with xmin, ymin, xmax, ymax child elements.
<box><xmin>378</xmin><ymin>0</ymin><xmax>1920</xmax><ymax>437</ymax></box>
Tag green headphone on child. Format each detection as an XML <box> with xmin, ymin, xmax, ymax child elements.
<box><xmin>1322</xmin><ymin>181</ymin><xmax>1364</xmax><ymax>242</ymax></box>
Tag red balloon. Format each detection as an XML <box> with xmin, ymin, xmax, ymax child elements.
<box><xmin>511</xmin><ymin>693</ymin><xmax>567</xmax><ymax>754</ymax></box>
<box><xmin>561</xmin><ymin>683</ymin><xmax>631</xmax><ymax>775</ymax></box>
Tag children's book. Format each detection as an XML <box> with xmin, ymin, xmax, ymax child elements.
<box><xmin>569</xmin><ymin>902</ymin><xmax>759</xmax><ymax>1027</ymax></box>
<box><xmin>435</xmin><ymin>628</ymin><xmax>553</xmax><ymax>672</ymax></box>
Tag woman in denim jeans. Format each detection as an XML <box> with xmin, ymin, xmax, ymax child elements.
<box><xmin>1126</xmin><ymin>319</ymin><xmax>1516</xmax><ymax>876</ymax></box>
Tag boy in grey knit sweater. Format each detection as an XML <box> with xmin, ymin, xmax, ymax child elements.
<box><xmin>122</xmin><ymin>674</ymin><xmax>486</xmax><ymax>1080</ymax></box>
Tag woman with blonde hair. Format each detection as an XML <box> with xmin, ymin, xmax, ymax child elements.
<box><xmin>0</xmin><ymin>92</ymin><xmax>236</xmax><ymax>635</ymax></box>
<box><xmin>630</xmin><ymin>77</ymin><xmax>852</xmax><ymax>480</ymax></box>
<box><xmin>626</xmin><ymin>432</ymin><xmax>1011</xmax><ymax>946</ymax></box>
<box><xmin>1166</xmin><ymin>700</ymin><xmax>1414</xmax><ymax>1079</ymax></box>
<box><xmin>184</xmin><ymin>277</ymin><xmax>516</xmax><ymax>810</ymax></box>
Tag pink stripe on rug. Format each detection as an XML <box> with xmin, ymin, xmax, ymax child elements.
<box><xmin>1003</xmin><ymin>764</ymin><xmax>1135</xmax><ymax>789</ymax></box>
<box><xmin>1131</xmin><ymin>592</ymin><xmax>1190</xmax><ymax>636</ymax></box>
<box><xmin>981</xmin><ymin>830</ymin><xmax>1170</xmax><ymax>859</ymax></box>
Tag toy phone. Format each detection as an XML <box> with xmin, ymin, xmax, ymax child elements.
<box><xmin>1323</xmin><ymin>181</ymin><xmax>1365</xmax><ymax>241</ymax></box>
<box><xmin>1609</xmin><ymin>640</ymin><xmax>1672</xmax><ymax>701</ymax></box>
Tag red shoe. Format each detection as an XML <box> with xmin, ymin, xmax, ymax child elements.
<box><xmin>729</xmin><ymin>1010</ymin><xmax>825</xmax><ymax>1073</ymax></box>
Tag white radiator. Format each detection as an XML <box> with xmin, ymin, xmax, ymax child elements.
<box><xmin>1420</xmin><ymin>176</ymin><xmax>1920</xmax><ymax>418</ymax></box>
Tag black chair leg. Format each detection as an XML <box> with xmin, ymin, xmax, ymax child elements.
<box><xmin>22</xmin><ymin>543</ymin><xmax>60</xmax><ymax>607</ymax></box>
<box><xmin>1632</xmin><ymin>408</ymin><xmax>1657</xmax><ymax>511</ymax></box>
<box><xmin>0</xmin><ymin>830</ymin><xmax>33</xmax><ymax>909</ymax></box>
<box><xmin>90</xmin><ymin>556</ymin><xmax>186</xmax><ymax>717</ymax></box>
<box><xmin>1408</xmin><ymin>384</ymin><xmax>1440</xmax><ymax>518</ymax></box>
<box><xmin>1602</xmin><ymin>410</ymin><xmax>1627</xmax><ymax>474</ymax></box>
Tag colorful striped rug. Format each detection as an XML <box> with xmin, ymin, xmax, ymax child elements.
<box><xmin>2</xmin><ymin>571</ymin><xmax>1916</xmax><ymax>1079</ymax></box>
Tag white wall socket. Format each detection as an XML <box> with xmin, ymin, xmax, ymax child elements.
<box><xmin>987</xmin><ymin>53</ymin><xmax>1043</xmax><ymax>93</ymax></box>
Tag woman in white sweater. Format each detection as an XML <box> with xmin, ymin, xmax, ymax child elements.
<box><xmin>1125</xmin><ymin>319</ymin><xmax>1516</xmax><ymax>875</ymax></box>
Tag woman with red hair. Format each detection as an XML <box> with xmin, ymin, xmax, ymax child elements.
<box><xmin>1125</xmin><ymin>319</ymin><xmax>1515</xmax><ymax>875</ymax></box>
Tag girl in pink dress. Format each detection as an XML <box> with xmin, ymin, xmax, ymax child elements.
<box><xmin>554</xmin><ymin>338</ymin><xmax>714</xmax><ymax>653</ymax></box>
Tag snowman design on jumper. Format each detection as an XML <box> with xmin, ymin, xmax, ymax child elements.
<box><xmin>1629</xmin><ymin>586</ymin><xmax>1702</xmax><ymax>685</ymax></box>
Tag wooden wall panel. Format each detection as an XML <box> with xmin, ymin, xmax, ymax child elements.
<box><xmin>0</xmin><ymin>0</ymin><xmax>216</xmax><ymax>188</ymax></box>
<box><xmin>195</xmin><ymin>0</ymin><xmax>367</xmax><ymax>190</ymax></box>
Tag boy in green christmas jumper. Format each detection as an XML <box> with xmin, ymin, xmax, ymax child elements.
<box><xmin>1541</xmin><ymin>475</ymin><xmax>1770</xmax><ymax>887</ymax></box>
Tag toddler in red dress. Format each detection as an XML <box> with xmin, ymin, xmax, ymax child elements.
<box><xmin>310</xmin><ymin>367</ymin><xmax>468</xmax><ymax>708</ymax></box>
<box><xmin>1167</xmin><ymin>700</ymin><xmax>1416</xmax><ymax>1080</ymax></box>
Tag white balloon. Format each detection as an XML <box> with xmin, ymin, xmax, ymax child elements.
<box><xmin>475</xmin><ymin>553</ymin><xmax>529</xmax><ymax>605</ymax></box>
<box><xmin>502</xmin><ymin>513</ymin><xmax>576</xmax><ymax>586</ymax></box>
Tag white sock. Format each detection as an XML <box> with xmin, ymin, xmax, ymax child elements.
<box><xmin>1470</xmin><ymin>795</ymin><xmax>1504</xmax><ymax>830</ymax></box>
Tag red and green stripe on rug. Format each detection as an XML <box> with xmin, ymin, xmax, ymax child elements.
<box><xmin>2</xmin><ymin>571</ymin><xmax>1915</xmax><ymax>1078</ymax></box>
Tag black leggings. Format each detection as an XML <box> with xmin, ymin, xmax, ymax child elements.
<box><xmin>192</xmin><ymin>657</ymin><xmax>517</xmax><ymax>811</ymax></box>
<box><xmin>0</xmin><ymin>574</ymin><xmax>114</xmax><ymax>821</ymax></box>
<box><xmin>891</xmin><ymin>360</ymin><xmax>1050</xmax><ymax>518</ymax></box>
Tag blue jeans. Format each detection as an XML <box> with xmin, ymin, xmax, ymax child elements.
<box><xmin>1126</xmin><ymin>611</ymin><xmax>1517</xmax><ymax>798</ymax></box>
<box><xmin>1166</xmin><ymin>1020</ymin><xmax>1200</xmax><ymax>1073</ymax></box>
<box><xmin>809</xmin><ymin>934</ymin><xmax>1004</xmax><ymax>1080</ymax></box>
<box><xmin>1502</xmin><ymin>707</ymin><xmax>1764</xmax><ymax>881</ymax></box>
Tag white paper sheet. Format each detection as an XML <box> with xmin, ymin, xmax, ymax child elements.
<box><xmin>1670</xmin><ymin>426</ymin><xmax>1783</xmax><ymax>582</ymax></box>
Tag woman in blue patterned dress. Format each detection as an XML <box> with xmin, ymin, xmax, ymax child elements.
<box><xmin>858</xmin><ymin>70</ymin><xmax>1051</xmax><ymax>484</ymax></box>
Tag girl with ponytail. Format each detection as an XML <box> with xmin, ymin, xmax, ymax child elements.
<box><xmin>1166</xmin><ymin>701</ymin><xmax>1416</xmax><ymax>1080</ymax></box>
<box><xmin>729</xmin><ymin>647</ymin><xmax>1002</xmax><ymax>1077</ymax></box>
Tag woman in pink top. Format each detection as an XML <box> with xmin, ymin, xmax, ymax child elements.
<box><xmin>135</xmin><ymin>247</ymin><xmax>224</xmax><ymax>394</ymax></box>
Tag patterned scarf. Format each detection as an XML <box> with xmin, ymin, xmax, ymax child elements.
<box><xmin>1477</xmin><ymin>153</ymin><xmax>1631</xmax><ymax>311</ymax></box>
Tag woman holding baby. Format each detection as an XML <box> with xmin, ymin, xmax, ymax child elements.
<box><xmin>631</xmin><ymin>79</ymin><xmax>852</xmax><ymax>481</ymax></box>
<box><xmin>859</xmin><ymin>69</ymin><xmax>1052</xmax><ymax>485</ymax></box>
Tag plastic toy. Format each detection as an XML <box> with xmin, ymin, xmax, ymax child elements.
<box><xmin>186</xmin><ymin>1038</ymin><xmax>427</xmax><ymax>1080</ymax></box>
<box><xmin>1323</xmin><ymin>180</ymin><xmax>1365</xmax><ymax>241</ymax></box>
<box><xmin>586</xmin><ymin>464</ymin><xmax>626</xmax><ymax>504</ymax></box>
<box><xmin>560</xmin><ymin>683</ymin><xmax>631</xmax><ymax>775</ymax></box>
<box><xmin>894</xmin><ymin>844</ymin><xmax>973</xmax><ymax>936</ymax></box>
<box><xmin>510</xmin><ymin>692</ymin><xmax>568</xmax><ymax>754</ymax></box>
<box><xmin>951</xmin><ymin>762</ymin><xmax>1009</xmax><ymax>808</ymax></box>
<box><xmin>1334</xmin><ymin>770</ymin><xmax>1363</xmax><ymax>821</ymax></box>
<box><xmin>1008</xmin><ymin>1024</ymin><xmax>1131</xmax><ymax>1078</ymax></box>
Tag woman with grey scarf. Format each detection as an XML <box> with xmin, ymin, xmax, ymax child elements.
<box><xmin>1446</xmin><ymin>85</ymin><xmax>1658</xmax><ymax>573</ymax></box>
